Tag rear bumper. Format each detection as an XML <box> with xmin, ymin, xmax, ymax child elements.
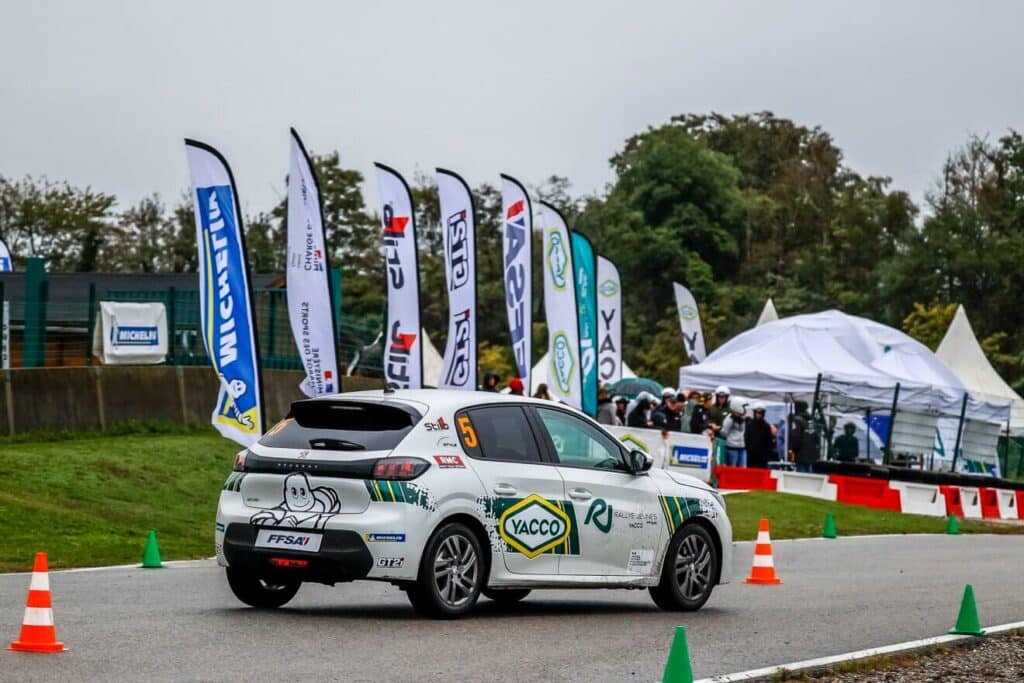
<box><xmin>222</xmin><ymin>523</ymin><xmax>373</xmax><ymax>585</ymax></box>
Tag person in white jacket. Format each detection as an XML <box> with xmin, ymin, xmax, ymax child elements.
<box><xmin>721</xmin><ymin>399</ymin><xmax>749</xmax><ymax>467</ymax></box>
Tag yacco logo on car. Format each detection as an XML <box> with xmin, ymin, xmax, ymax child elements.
<box><xmin>444</xmin><ymin>309</ymin><xmax>472</xmax><ymax>387</ymax></box>
<box><xmin>365</xmin><ymin>533</ymin><xmax>406</xmax><ymax>543</ymax></box>
<box><xmin>550</xmin><ymin>332</ymin><xmax>575</xmax><ymax>394</ymax></box>
<box><xmin>432</xmin><ymin>455</ymin><xmax>465</xmax><ymax>468</ymax></box>
<box><xmin>424</xmin><ymin>417</ymin><xmax>449</xmax><ymax>432</ymax></box>
<box><xmin>547</xmin><ymin>230</ymin><xmax>568</xmax><ymax>290</ymax></box>
<box><xmin>672</xmin><ymin>445</ymin><xmax>710</xmax><ymax>467</ymax></box>
<box><xmin>618</xmin><ymin>433</ymin><xmax>650</xmax><ymax>453</ymax></box>
<box><xmin>499</xmin><ymin>494</ymin><xmax>572</xmax><ymax>559</ymax></box>
<box><xmin>446</xmin><ymin>210</ymin><xmax>470</xmax><ymax>290</ymax></box>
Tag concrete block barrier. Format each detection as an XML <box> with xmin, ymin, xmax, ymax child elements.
<box><xmin>889</xmin><ymin>481</ymin><xmax>946</xmax><ymax>517</ymax></box>
<box><xmin>770</xmin><ymin>471</ymin><xmax>838</xmax><ymax>501</ymax></box>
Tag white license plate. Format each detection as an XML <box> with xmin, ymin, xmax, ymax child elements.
<box><xmin>254</xmin><ymin>529</ymin><xmax>323</xmax><ymax>553</ymax></box>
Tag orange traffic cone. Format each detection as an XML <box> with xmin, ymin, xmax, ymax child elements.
<box><xmin>9</xmin><ymin>552</ymin><xmax>65</xmax><ymax>653</ymax></box>
<box><xmin>745</xmin><ymin>518</ymin><xmax>782</xmax><ymax>585</ymax></box>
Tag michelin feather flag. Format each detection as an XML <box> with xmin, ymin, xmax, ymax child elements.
<box><xmin>436</xmin><ymin>169</ymin><xmax>478</xmax><ymax>391</ymax></box>
<box><xmin>596</xmin><ymin>255</ymin><xmax>622</xmax><ymax>384</ymax></box>
<box><xmin>673</xmin><ymin>282</ymin><xmax>707</xmax><ymax>364</ymax></box>
<box><xmin>185</xmin><ymin>139</ymin><xmax>265</xmax><ymax>446</ymax></box>
<box><xmin>0</xmin><ymin>238</ymin><xmax>12</xmax><ymax>272</ymax></box>
<box><xmin>500</xmin><ymin>174</ymin><xmax>532</xmax><ymax>390</ymax></box>
<box><xmin>287</xmin><ymin>128</ymin><xmax>339</xmax><ymax>397</ymax></box>
<box><xmin>375</xmin><ymin>163</ymin><xmax>423</xmax><ymax>389</ymax></box>
<box><xmin>571</xmin><ymin>232</ymin><xmax>597</xmax><ymax>416</ymax></box>
<box><xmin>540</xmin><ymin>202</ymin><xmax>581</xmax><ymax>409</ymax></box>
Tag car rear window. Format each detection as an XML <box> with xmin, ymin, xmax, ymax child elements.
<box><xmin>258</xmin><ymin>400</ymin><xmax>420</xmax><ymax>452</ymax></box>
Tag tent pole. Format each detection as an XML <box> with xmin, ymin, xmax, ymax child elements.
<box><xmin>950</xmin><ymin>392</ymin><xmax>968</xmax><ymax>473</ymax></box>
<box><xmin>884</xmin><ymin>383</ymin><xmax>900</xmax><ymax>465</ymax></box>
<box><xmin>865</xmin><ymin>407</ymin><xmax>871</xmax><ymax>462</ymax></box>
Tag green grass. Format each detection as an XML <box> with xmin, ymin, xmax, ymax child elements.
<box><xmin>0</xmin><ymin>430</ymin><xmax>237</xmax><ymax>572</ymax></box>
<box><xmin>725</xmin><ymin>490</ymin><xmax>1024</xmax><ymax>541</ymax></box>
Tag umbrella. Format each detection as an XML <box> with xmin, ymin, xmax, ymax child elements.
<box><xmin>606</xmin><ymin>378</ymin><xmax>664</xmax><ymax>402</ymax></box>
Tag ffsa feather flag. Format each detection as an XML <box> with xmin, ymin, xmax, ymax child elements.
<box><xmin>596</xmin><ymin>255</ymin><xmax>622</xmax><ymax>384</ymax></box>
<box><xmin>0</xmin><ymin>238</ymin><xmax>12</xmax><ymax>271</ymax></box>
<box><xmin>571</xmin><ymin>233</ymin><xmax>597</xmax><ymax>416</ymax></box>
<box><xmin>375</xmin><ymin>163</ymin><xmax>423</xmax><ymax>389</ymax></box>
<box><xmin>287</xmin><ymin>128</ymin><xmax>339</xmax><ymax>397</ymax></box>
<box><xmin>673</xmin><ymin>282</ymin><xmax>707</xmax><ymax>364</ymax></box>
<box><xmin>540</xmin><ymin>202</ymin><xmax>581</xmax><ymax>409</ymax></box>
<box><xmin>185</xmin><ymin>139</ymin><xmax>265</xmax><ymax>446</ymax></box>
<box><xmin>500</xmin><ymin>174</ymin><xmax>532</xmax><ymax>390</ymax></box>
<box><xmin>436</xmin><ymin>169</ymin><xmax>478</xmax><ymax>391</ymax></box>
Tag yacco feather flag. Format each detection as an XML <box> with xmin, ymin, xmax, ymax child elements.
<box><xmin>185</xmin><ymin>140</ymin><xmax>265</xmax><ymax>446</ymax></box>
<box><xmin>287</xmin><ymin>128</ymin><xmax>339</xmax><ymax>398</ymax></box>
<box><xmin>0</xmin><ymin>238</ymin><xmax>12</xmax><ymax>272</ymax></box>
<box><xmin>673</xmin><ymin>282</ymin><xmax>707</xmax><ymax>364</ymax></box>
<box><xmin>596</xmin><ymin>255</ymin><xmax>622</xmax><ymax>384</ymax></box>
<box><xmin>500</xmin><ymin>174</ymin><xmax>531</xmax><ymax>390</ymax></box>
<box><xmin>571</xmin><ymin>232</ymin><xmax>597</xmax><ymax>416</ymax></box>
<box><xmin>540</xmin><ymin>202</ymin><xmax>581</xmax><ymax>409</ymax></box>
<box><xmin>375</xmin><ymin>163</ymin><xmax>423</xmax><ymax>389</ymax></box>
<box><xmin>436</xmin><ymin>169</ymin><xmax>478</xmax><ymax>391</ymax></box>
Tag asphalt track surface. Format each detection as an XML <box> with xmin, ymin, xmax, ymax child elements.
<box><xmin>1</xmin><ymin>535</ymin><xmax>1022</xmax><ymax>682</ymax></box>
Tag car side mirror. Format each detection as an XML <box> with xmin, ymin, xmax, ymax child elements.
<box><xmin>628</xmin><ymin>449</ymin><xmax>654</xmax><ymax>474</ymax></box>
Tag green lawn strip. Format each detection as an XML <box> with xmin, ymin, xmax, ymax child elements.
<box><xmin>0</xmin><ymin>432</ymin><xmax>237</xmax><ymax>572</ymax></box>
<box><xmin>725</xmin><ymin>490</ymin><xmax>1024</xmax><ymax>541</ymax></box>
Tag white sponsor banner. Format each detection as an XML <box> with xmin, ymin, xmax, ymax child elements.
<box><xmin>1</xmin><ymin>300</ymin><xmax>9</xmax><ymax>369</ymax></box>
<box><xmin>437</xmin><ymin>169</ymin><xmax>478</xmax><ymax>391</ymax></box>
<box><xmin>501</xmin><ymin>174</ymin><xmax>532</xmax><ymax>389</ymax></box>
<box><xmin>596</xmin><ymin>255</ymin><xmax>621</xmax><ymax>384</ymax></box>
<box><xmin>540</xmin><ymin>202</ymin><xmax>581</xmax><ymax>409</ymax></box>
<box><xmin>606</xmin><ymin>426</ymin><xmax>714</xmax><ymax>482</ymax></box>
<box><xmin>287</xmin><ymin>129</ymin><xmax>339</xmax><ymax>397</ymax></box>
<box><xmin>375</xmin><ymin>164</ymin><xmax>422</xmax><ymax>389</ymax></box>
<box><xmin>673</xmin><ymin>282</ymin><xmax>707</xmax><ymax>364</ymax></box>
<box><xmin>95</xmin><ymin>301</ymin><xmax>168</xmax><ymax>365</ymax></box>
<box><xmin>0</xmin><ymin>238</ymin><xmax>12</xmax><ymax>272</ymax></box>
<box><xmin>186</xmin><ymin>139</ymin><xmax>265</xmax><ymax>446</ymax></box>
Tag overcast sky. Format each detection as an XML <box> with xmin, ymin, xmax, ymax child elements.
<box><xmin>2</xmin><ymin>1</ymin><xmax>1021</xmax><ymax>217</ymax></box>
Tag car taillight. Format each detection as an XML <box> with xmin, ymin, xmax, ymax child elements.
<box><xmin>233</xmin><ymin>450</ymin><xmax>248</xmax><ymax>472</ymax></box>
<box><xmin>372</xmin><ymin>457</ymin><xmax>430</xmax><ymax>480</ymax></box>
<box><xmin>269</xmin><ymin>558</ymin><xmax>308</xmax><ymax>568</ymax></box>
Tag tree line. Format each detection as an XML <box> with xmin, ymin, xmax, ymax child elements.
<box><xmin>2</xmin><ymin>113</ymin><xmax>1022</xmax><ymax>391</ymax></box>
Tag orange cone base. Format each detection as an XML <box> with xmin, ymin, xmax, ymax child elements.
<box><xmin>9</xmin><ymin>640</ymin><xmax>65</xmax><ymax>653</ymax></box>
<box><xmin>745</xmin><ymin>576</ymin><xmax>782</xmax><ymax>585</ymax></box>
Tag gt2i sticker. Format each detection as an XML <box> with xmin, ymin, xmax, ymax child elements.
<box><xmin>249</xmin><ymin>472</ymin><xmax>341</xmax><ymax>529</ymax></box>
<box><xmin>365</xmin><ymin>533</ymin><xmax>406</xmax><ymax>543</ymax></box>
<box><xmin>433</xmin><ymin>454</ymin><xmax>465</xmax><ymax>468</ymax></box>
<box><xmin>499</xmin><ymin>494</ymin><xmax>573</xmax><ymax>559</ymax></box>
<box><xmin>627</xmin><ymin>549</ymin><xmax>655</xmax><ymax>574</ymax></box>
<box><xmin>584</xmin><ymin>498</ymin><xmax>613</xmax><ymax>533</ymax></box>
<box><xmin>376</xmin><ymin>557</ymin><xmax>405</xmax><ymax>569</ymax></box>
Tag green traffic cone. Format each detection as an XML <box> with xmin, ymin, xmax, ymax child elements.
<box><xmin>948</xmin><ymin>584</ymin><xmax>986</xmax><ymax>636</ymax></box>
<box><xmin>141</xmin><ymin>530</ymin><xmax>163</xmax><ymax>568</ymax></box>
<box><xmin>823</xmin><ymin>512</ymin><xmax>838</xmax><ymax>539</ymax></box>
<box><xmin>946</xmin><ymin>514</ymin><xmax>961</xmax><ymax>535</ymax></box>
<box><xmin>660</xmin><ymin>626</ymin><xmax>694</xmax><ymax>683</ymax></box>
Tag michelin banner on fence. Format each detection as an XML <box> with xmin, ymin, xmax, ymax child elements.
<box><xmin>186</xmin><ymin>139</ymin><xmax>265</xmax><ymax>447</ymax></box>
<box><xmin>596</xmin><ymin>255</ymin><xmax>621</xmax><ymax>384</ymax></box>
<box><xmin>375</xmin><ymin>163</ymin><xmax>422</xmax><ymax>389</ymax></box>
<box><xmin>0</xmin><ymin>238</ymin><xmax>11</xmax><ymax>272</ymax></box>
<box><xmin>501</xmin><ymin>174</ymin><xmax>532</xmax><ymax>390</ymax></box>
<box><xmin>93</xmin><ymin>301</ymin><xmax>167</xmax><ymax>365</ymax></box>
<box><xmin>541</xmin><ymin>203</ymin><xmax>581</xmax><ymax>409</ymax></box>
<box><xmin>287</xmin><ymin>128</ymin><xmax>339</xmax><ymax>397</ymax></box>
<box><xmin>606</xmin><ymin>426</ymin><xmax>714</xmax><ymax>482</ymax></box>
<box><xmin>571</xmin><ymin>232</ymin><xmax>597</xmax><ymax>416</ymax></box>
<box><xmin>673</xmin><ymin>282</ymin><xmax>707</xmax><ymax>364</ymax></box>
<box><xmin>437</xmin><ymin>169</ymin><xmax>477</xmax><ymax>391</ymax></box>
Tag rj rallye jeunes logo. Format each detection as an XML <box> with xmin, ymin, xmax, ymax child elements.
<box><xmin>499</xmin><ymin>494</ymin><xmax>572</xmax><ymax>559</ymax></box>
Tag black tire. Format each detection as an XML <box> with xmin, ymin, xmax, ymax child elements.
<box><xmin>406</xmin><ymin>522</ymin><xmax>484</xmax><ymax>619</ymax></box>
<box><xmin>482</xmin><ymin>588</ymin><xmax>531</xmax><ymax>604</ymax></box>
<box><xmin>649</xmin><ymin>523</ymin><xmax>718</xmax><ymax>612</ymax></box>
<box><xmin>225</xmin><ymin>566</ymin><xmax>301</xmax><ymax>608</ymax></box>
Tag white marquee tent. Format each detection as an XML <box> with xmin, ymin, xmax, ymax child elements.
<box><xmin>679</xmin><ymin>310</ymin><xmax>1009</xmax><ymax>422</ymax></box>
<box><xmin>755</xmin><ymin>298</ymin><xmax>779</xmax><ymax>326</ymax></box>
<box><xmin>936</xmin><ymin>305</ymin><xmax>1024</xmax><ymax>434</ymax></box>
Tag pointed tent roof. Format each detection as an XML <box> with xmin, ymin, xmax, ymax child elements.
<box><xmin>756</xmin><ymin>298</ymin><xmax>779</xmax><ymax>326</ymax></box>
<box><xmin>936</xmin><ymin>305</ymin><xmax>1024</xmax><ymax>433</ymax></box>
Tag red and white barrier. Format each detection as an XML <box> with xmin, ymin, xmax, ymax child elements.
<box><xmin>770</xmin><ymin>471</ymin><xmax>837</xmax><ymax>501</ymax></box>
<box><xmin>889</xmin><ymin>481</ymin><xmax>947</xmax><ymax>517</ymax></box>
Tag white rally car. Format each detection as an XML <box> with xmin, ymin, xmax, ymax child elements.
<box><xmin>216</xmin><ymin>390</ymin><xmax>732</xmax><ymax>618</ymax></box>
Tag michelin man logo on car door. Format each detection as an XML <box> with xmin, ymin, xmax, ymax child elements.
<box><xmin>249</xmin><ymin>472</ymin><xmax>341</xmax><ymax>529</ymax></box>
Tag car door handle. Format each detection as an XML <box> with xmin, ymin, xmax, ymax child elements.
<box><xmin>493</xmin><ymin>484</ymin><xmax>517</xmax><ymax>496</ymax></box>
<box><xmin>568</xmin><ymin>488</ymin><xmax>593</xmax><ymax>501</ymax></box>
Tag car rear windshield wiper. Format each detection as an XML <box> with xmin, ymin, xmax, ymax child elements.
<box><xmin>309</xmin><ymin>438</ymin><xmax>366</xmax><ymax>451</ymax></box>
